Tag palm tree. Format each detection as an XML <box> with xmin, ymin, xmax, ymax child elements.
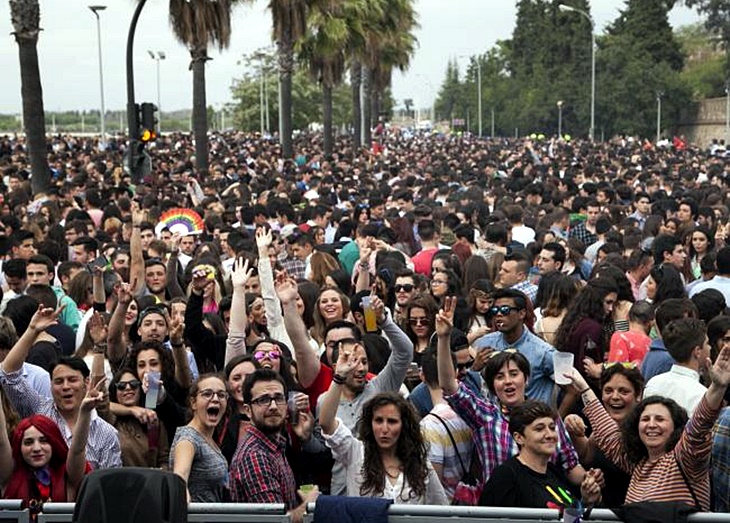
<box><xmin>269</xmin><ymin>0</ymin><xmax>309</xmax><ymax>159</ymax></box>
<box><xmin>168</xmin><ymin>0</ymin><xmax>244</xmax><ymax>174</ymax></box>
<box><xmin>9</xmin><ymin>0</ymin><xmax>50</xmax><ymax>195</ymax></box>
<box><xmin>299</xmin><ymin>0</ymin><xmax>365</xmax><ymax>157</ymax></box>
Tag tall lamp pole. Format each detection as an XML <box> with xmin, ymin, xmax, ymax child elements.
<box><xmin>89</xmin><ymin>5</ymin><xmax>106</xmax><ymax>145</ymax></box>
<box><xmin>656</xmin><ymin>91</ymin><xmax>664</xmax><ymax>144</ymax></box>
<box><xmin>557</xmin><ymin>100</ymin><xmax>563</xmax><ymax>137</ymax></box>
<box><xmin>725</xmin><ymin>80</ymin><xmax>729</xmax><ymax>144</ymax></box>
<box><xmin>559</xmin><ymin>4</ymin><xmax>595</xmax><ymax>142</ymax></box>
<box><xmin>148</xmin><ymin>51</ymin><xmax>165</xmax><ymax>133</ymax></box>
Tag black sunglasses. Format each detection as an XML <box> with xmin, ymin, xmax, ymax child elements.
<box><xmin>489</xmin><ymin>305</ymin><xmax>522</xmax><ymax>316</ymax></box>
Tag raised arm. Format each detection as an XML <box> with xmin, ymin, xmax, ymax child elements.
<box><xmin>169</xmin><ymin>312</ymin><xmax>192</xmax><ymax>389</ymax></box>
<box><xmin>1</xmin><ymin>305</ymin><xmax>63</xmax><ymax>374</ymax></box>
<box><xmin>87</xmin><ymin>312</ymin><xmax>108</xmax><ymax>389</ymax></box>
<box><xmin>370</xmin><ymin>293</ymin><xmax>414</xmax><ymax>393</ymax></box>
<box><xmin>319</xmin><ymin>349</ymin><xmax>359</xmax><ymax>435</ymax></box>
<box><xmin>0</xmin><ymin>388</ymin><xmax>12</xmax><ymax>487</ymax></box>
<box><xmin>354</xmin><ymin>240</ymin><xmax>371</xmax><ymax>293</ymax></box>
<box><xmin>278</xmin><ymin>276</ymin><xmax>320</xmax><ymax>388</ymax></box>
<box><xmin>165</xmin><ymin>234</ymin><xmax>185</xmax><ymax>299</ymax></box>
<box><xmin>224</xmin><ymin>258</ymin><xmax>252</xmax><ymax>366</ymax></box>
<box><xmin>107</xmin><ymin>282</ymin><xmax>134</xmax><ymax>366</ymax></box>
<box><xmin>436</xmin><ymin>296</ymin><xmax>458</xmax><ymax>395</ymax></box>
<box><xmin>91</xmin><ymin>267</ymin><xmax>106</xmax><ymax>311</ymax></box>
<box><xmin>67</xmin><ymin>378</ymin><xmax>106</xmax><ymax>494</ymax></box>
<box><xmin>184</xmin><ymin>268</ymin><xmax>225</xmax><ymax>370</ymax></box>
<box><xmin>129</xmin><ymin>209</ymin><xmax>146</xmax><ymax>296</ymax></box>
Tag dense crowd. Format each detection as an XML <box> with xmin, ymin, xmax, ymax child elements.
<box><xmin>0</xmin><ymin>130</ymin><xmax>730</xmax><ymax>520</ymax></box>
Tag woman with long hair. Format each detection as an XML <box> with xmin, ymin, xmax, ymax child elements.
<box><xmin>647</xmin><ymin>265</ymin><xmax>685</xmax><ymax>304</ymax></box>
<box><xmin>400</xmin><ymin>294</ymin><xmax>439</xmax><ymax>363</ymax></box>
<box><xmin>462</xmin><ymin>255</ymin><xmax>490</xmax><ymax>296</ymax></box>
<box><xmin>1</xmin><ymin>382</ymin><xmax>104</xmax><ymax>516</ymax></box>
<box><xmin>391</xmin><ymin>216</ymin><xmax>418</xmax><ymax>257</ymax></box>
<box><xmin>170</xmin><ymin>374</ymin><xmax>229</xmax><ymax>503</ymax></box>
<box><xmin>534</xmin><ymin>273</ymin><xmax>580</xmax><ymax>346</ymax></box>
<box><xmin>554</xmin><ymin>278</ymin><xmax>618</xmax><ymax>392</ymax></box>
<box><xmin>564</xmin><ymin>364</ymin><xmax>644</xmax><ymax>507</ymax></box>
<box><xmin>311</xmin><ymin>287</ymin><xmax>350</xmax><ymax>345</ymax></box>
<box><xmin>563</xmin><ymin>347</ymin><xmax>730</xmax><ymax>511</ymax></box>
<box><xmin>320</xmin><ymin>346</ymin><xmax>447</xmax><ymax>504</ymax></box>
<box><xmin>688</xmin><ymin>226</ymin><xmax>714</xmax><ymax>281</ymax></box>
<box><xmin>309</xmin><ymin>251</ymin><xmax>342</xmax><ymax>288</ymax></box>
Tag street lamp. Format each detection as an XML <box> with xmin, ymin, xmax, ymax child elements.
<box><xmin>88</xmin><ymin>5</ymin><xmax>106</xmax><ymax>144</ymax></box>
<box><xmin>148</xmin><ymin>50</ymin><xmax>165</xmax><ymax>133</ymax></box>
<box><xmin>557</xmin><ymin>100</ymin><xmax>564</xmax><ymax>138</ymax></box>
<box><xmin>656</xmin><ymin>91</ymin><xmax>664</xmax><ymax>144</ymax></box>
<box><xmin>458</xmin><ymin>55</ymin><xmax>483</xmax><ymax>137</ymax></box>
<box><xmin>558</xmin><ymin>4</ymin><xmax>595</xmax><ymax>142</ymax></box>
<box><xmin>725</xmin><ymin>80</ymin><xmax>729</xmax><ymax>144</ymax></box>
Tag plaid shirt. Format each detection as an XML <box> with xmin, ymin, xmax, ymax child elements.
<box><xmin>711</xmin><ymin>407</ymin><xmax>730</xmax><ymax>511</ymax></box>
<box><xmin>228</xmin><ymin>425</ymin><xmax>298</xmax><ymax>508</ymax></box>
<box><xmin>510</xmin><ymin>279</ymin><xmax>538</xmax><ymax>305</ymax></box>
<box><xmin>444</xmin><ymin>382</ymin><xmax>579</xmax><ymax>487</ymax></box>
<box><xmin>281</xmin><ymin>256</ymin><xmax>306</xmax><ymax>281</ymax></box>
<box><xmin>569</xmin><ymin>222</ymin><xmax>598</xmax><ymax>249</ymax></box>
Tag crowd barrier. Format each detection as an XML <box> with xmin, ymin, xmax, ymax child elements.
<box><xmin>3</xmin><ymin>501</ymin><xmax>730</xmax><ymax>523</ymax></box>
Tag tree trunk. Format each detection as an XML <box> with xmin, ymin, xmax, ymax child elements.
<box><xmin>323</xmin><ymin>84</ymin><xmax>333</xmax><ymax>158</ymax></box>
<box><xmin>361</xmin><ymin>64</ymin><xmax>372</xmax><ymax>148</ymax></box>
<box><xmin>372</xmin><ymin>91</ymin><xmax>381</xmax><ymax>129</ymax></box>
<box><xmin>277</xmin><ymin>33</ymin><xmax>294</xmax><ymax>159</ymax></box>
<box><xmin>350</xmin><ymin>59</ymin><xmax>361</xmax><ymax>150</ymax></box>
<box><xmin>191</xmin><ymin>46</ymin><xmax>209</xmax><ymax>174</ymax></box>
<box><xmin>15</xmin><ymin>31</ymin><xmax>49</xmax><ymax>195</ymax></box>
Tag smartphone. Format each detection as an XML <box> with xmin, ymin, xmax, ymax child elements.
<box><xmin>145</xmin><ymin>371</ymin><xmax>161</xmax><ymax>409</ymax></box>
<box><xmin>89</xmin><ymin>255</ymin><xmax>108</xmax><ymax>271</ymax></box>
<box><xmin>287</xmin><ymin>392</ymin><xmax>299</xmax><ymax>425</ymax></box>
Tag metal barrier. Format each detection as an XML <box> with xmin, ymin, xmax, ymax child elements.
<box><xmin>34</xmin><ymin>502</ymin><xmax>291</xmax><ymax>523</ymax></box>
<box><xmin>0</xmin><ymin>501</ymin><xmax>28</xmax><ymax>523</ymax></box>
<box><xmin>303</xmin><ymin>503</ymin><xmax>730</xmax><ymax>523</ymax></box>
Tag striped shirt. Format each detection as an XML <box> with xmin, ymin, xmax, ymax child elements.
<box><xmin>585</xmin><ymin>394</ymin><xmax>717</xmax><ymax>511</ymax></box>
<box><xmin>444</xmin><ymin>382</ymin><xmax>579</xmax><ymax>488</ymax></box>
<box><xmin>0</xmin><ymin>368</ymin><xmax>122</xmax><ymax>469</ymax></box>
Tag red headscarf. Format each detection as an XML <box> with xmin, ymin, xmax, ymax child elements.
<box><xmin>4</xmin><ymin>415</ymin><xmax>70</xmax><ymax>504</ymax></box>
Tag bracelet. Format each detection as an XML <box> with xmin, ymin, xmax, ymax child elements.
<box><xmin>579</xmin><ymin>387</ymin><xmax>591</xmax><ymax>395</ymax></box>
<box><xmin>332</xmin><ymin>374</ymin><xmax>346</xmax><ymax>385</ymax></box>
<box><xmin>358</xmin><ymin>261</ymin><xmax>369</xmax><ymax>268</ymax></box>
<box><xmin>92</xmin><ymin>343</ymin><xmax>107</xmax><ymax>354</ymax></box>
<box><xmin>171</xmin><ymin>342</ymin><xmax>184</xmax><ymax>348</ymax></box>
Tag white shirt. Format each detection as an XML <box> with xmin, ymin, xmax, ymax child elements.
<box><xmin>643</xmin><ymin>365</ymin><xmax>706</xmax><ymax>416</ymax></box>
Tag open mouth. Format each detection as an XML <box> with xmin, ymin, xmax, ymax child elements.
<box><xmin>495</xmin><ymin>320</ymin><xmax>506</xmax><ymax>329</ymax></box>
<box><xmin>206</xmin><ymin>406</ymin><xmax>221</xmax><ymax>419</ymax></box>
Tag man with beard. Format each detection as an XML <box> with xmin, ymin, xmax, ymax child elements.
<box><xmin>228</xmin><ymin>369</ymin><xmax>319</xmax><ymax>523</ymax></box>
<box><xmin>473</xmin><ymin>289</ymin><xmax>556</xmax><ymax>404</ymax></box>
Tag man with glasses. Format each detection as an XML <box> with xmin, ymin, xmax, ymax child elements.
<box><xmin>229</xmin><ymin>369</ymin><xmax>318</xmax><ymax>523</ymax></box>
<box><xmin>393</xmin><ymin>269</ymin><xmax>421</xmax><ymax>323</ymax></box>
<box><xmin>473</xmin><ymin>289</ymin><xmax>556</xmax><ymax>404</ymax></box>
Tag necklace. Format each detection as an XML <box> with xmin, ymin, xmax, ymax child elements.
<box><xmin>384</xmin><ymin>465</ymin><xmax>402</xmax><ymax>479</ymax></box>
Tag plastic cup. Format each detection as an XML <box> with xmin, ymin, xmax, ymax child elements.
<box><xmin>361</xmin><ymin>296</ymin><xmax>378</xmax><ymax>332</ymax></box>
<box><xmin>553</xmin><ymin>352</ymin><xmax>575</xmax><ymax>385</ymax></box>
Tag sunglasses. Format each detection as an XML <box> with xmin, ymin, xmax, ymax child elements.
<box><xmin>604</xmin><ymin>361</ymin><xmax>637</xmax><ymax>370</ymax></box>
<box><xmin>489</xmin><ymin>305</ymin><xmax>522</xmax><ymax>316</ymax></box>
<box><xmin>457</xmin><ymin>359</ymin><xmax>474</xmax><ymax>371</ymax></box>
<box><xmin>254</xmin><ymin>350</ymin><xmax>281</xmax><ymax>361</ymax></box>
<box><xmin>487</xmin><ymin>348</ymin><xmax>518</xmax><ymax>359</ymax></box>
<box><xmin>115</xmin><ymin>380</ymin><xmax>141</xmax><ymax>391</ymax></box>
<box><xmin>250</xmin><ymin>393</ymin><xmax>287</xmax><ymax>407</ymax></box>
<box><xmin>409</xmin><ymin>317</ymin><xmax>431</xmax><ymax>326</ymax></box>
<box><xmin>394</xmin><ymin>284</ymin><xmax>415</xmax><ymax>293</ymax></box>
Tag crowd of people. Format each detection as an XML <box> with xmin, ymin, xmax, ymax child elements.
<box><xmin>1</xmin><ymin>129</ymin><xmax>730</xmax><ymax>520</ymax></box>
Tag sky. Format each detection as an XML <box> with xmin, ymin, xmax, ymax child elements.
<box><xmin>0</xmin><ymin>0</ymin><xmax>702</xmax><ymax>114</ymax></box>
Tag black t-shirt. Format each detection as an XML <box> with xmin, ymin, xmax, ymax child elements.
<box><xmin>479</xmin><ymin>456</ymin><xmax>578</xmax><ymax>509</ymax></box>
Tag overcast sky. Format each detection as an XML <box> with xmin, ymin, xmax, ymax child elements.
<box><xmin>0</xmin><ymin>0</ymin><xmax>701</xmax><ymax>114</ymax></box>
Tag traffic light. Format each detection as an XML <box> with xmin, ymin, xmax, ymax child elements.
<box><xmin>139</xmin><ymin>102</ymin><xmax>158</xmax><ymax>142</ymax></box>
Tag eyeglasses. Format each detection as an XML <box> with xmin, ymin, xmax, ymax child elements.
<box><xmin>409</xmin><ymin>317</ymin><xmax>431</xmax><ymax>326</ymax></box>
<box><xmin>457</xmin><ymin>359</ymin><xmax>474</xmax><ymax>371</ymax></box>
<box><xmin>489</xmin><ymin>305</ymin><xmax>522</xmax><ymax>316</ymax></box>
<box><xmin>198</xmin><ymin>389</ymin><xmax>229</xmax><ymax>401</ymax></box>
<box><xmin>394</xmin><ymin>284</ymin><xmax>415</xmax><ymax>293</ymax></box>
<box><xmin>430</xmin><ymin>279</ymin><xmax>448</xmax><ymax>286</ymax></box>
<box><xmin>488</xmin><ymin>348</ymin><xmax>518</xmax><ymax>359</ymax></box>
<box><xmin>250</xmin><ymin>393</ymin><xmax>287</xmax><ymax>407</ymax></box>
<box><xmin>115</xmin><ymin>380</ymin><xmax>141</xmax><ymax>391</ymax></box>
<box><xmin>254</xmin><ymin>350</ymin><xmax>281</xmax><ymax>361</ymax></box>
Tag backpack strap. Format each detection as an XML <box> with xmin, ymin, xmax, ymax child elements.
<box><xmin>427</xmin><ymin>411</ymin><xmax>468</xmax><ymax>476</ymax></box>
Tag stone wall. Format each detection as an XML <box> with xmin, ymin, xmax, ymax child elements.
<box><xmin>675</xmin><ymin>97</ymin><xmax>729</xmax><ymax>147</ymax></box>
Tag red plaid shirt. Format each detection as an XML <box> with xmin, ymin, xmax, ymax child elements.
<box><xmin>228</xmin><ymin>425</ymin><xmax>297</xmax><ymax>508</ymax></box>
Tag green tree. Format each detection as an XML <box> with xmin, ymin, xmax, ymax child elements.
<box><xmin>167</xmin><ymin>0</ymin><xmax>247</xmax><ymax>174</ymax></box>
<box><xmin>269</xmin><ymin>0</ymin><xmax>310</xmax><ymax>158</ymax></box>
<box><xmin>683</xmin><ymin>0</ymin><xmax>730</xmax><ymax>76</ymax></box>
<box><xmin>676</xmin><ymin>22</ymin><xmax>726</xmax><ymax>98</ymax></box>
<box><xmin>9</xmin><ymin>0</ymin><xmax>50</xmax><ymax>195</ymax></box>
<box><xmin>434</xmin><ymin>59</ymin><xmax>463</xmax><ymax>123</ymax></box>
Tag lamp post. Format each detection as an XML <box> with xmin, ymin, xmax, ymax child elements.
<box><xmin>557</xmin><ymin>100</ymin><xmax>563</xmax><ymax>138</ymax></box>
<box><xmin>491</xmin><ymin>108</ymin><xmax>495</xmax><ymax>137</ymax></box>
<box><xmin>88</xmin><ymin>5</ymin><xmax>106</xmax><ymax>144</ymax></box>
<box><xmin>148</xmin><ymin>50</ymin><xmax>165</xmax><ymax>133</ymax></box>
<box><xmin>457</xmin><ymin>55</ymin><xmax>482</xmax><ymax>136</ymax></box>
<box><xmin>558</xmin><ymin>4</ymin><xmax>595</xmax><ymax>142</ymax></box>
<box><xmin>656</xmin><ymin>91</ymin><xmax>664</xmax><ymax>144</ymax></box>
<box><xmin>725</xmin><ymin>80</ymin><xmax>729</xmax><ymax>144</ymax></box>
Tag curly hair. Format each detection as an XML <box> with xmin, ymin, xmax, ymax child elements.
<box><xmin>128</xmin><ymin>340</ymin><xmax>177</xmax><ymax>391</ymax></box>
<box><xmin>357</xmin><ymin>393</ymin><xmax>428</xmax><ymax>500</ymax></box>
<box><xmin>622</xmin><ymin>396</ymin><xmax>687</xmax><ymax>464</ymax></box>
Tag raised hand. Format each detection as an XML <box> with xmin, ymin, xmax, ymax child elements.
<box><xmin>561</xmin><ymin>366</ymin><xmax>591</xmax><ymax>395</ymax></box>
<box><xmin>81</xmin><ymin>377</ymin><xmax>107</xmax><ymax>413</ymax></box>
<box><xmin>28</xmin><ymin>304</ymin><xmax>64</xmax><ymax>333</ymax></box>
<box><xmin>169</xmin><ymin>232</ymin><xmax>182</xmax><ymax>253</ymax></box>
<box><xmin>255</xmin><ymin>227</ymin><xmax>273</xmax><ymax>250</ymax></box>
<box><xmin>564</xmin><ymin>414</ymin><xmax>587</xmax><ymax>439</ymax></box>
<box><xmin>115</xmin><ymin>281</ymin><xmax>135</xmax><ymax>306</ymax></box>
<box><xmin>709</xmin><ymin>345</ymin><xmax>730</xmax><ymax>388</ymax></box>
<box><xmin>88</xmin><ymin>312</ymin><xmax>108</xmax><ymax>345</ymax></box>
<box><xmin>583</xmin><ymin>357</ymin><xmax>603</xmax><ymax>380</ymax></box>
<box><xmin>335</xmin><ymin>343</ymin><xmax>360</xmax><ymax>378</ymax></box>
<box><xmin>191</xmin><ymin>266</ymin><xmax>214</xmax><ymax>294</ymax></box>
<box><xmin>231</xmin><ymin>257</ymin><xmax>252</xmax><ymax>289</ymax></box>
<box><xmin>132</xmin><ymin>209</ymin><xmax>145</xmax><ymax>227</ymax></box>
<box><xmin>275</xmin><ymin>274</ymin><xmax>299</xmax><ymax>305</ymax></box>
<box><xmin>369</xmin><ymin>290</ymin><xmax>386</xmax><ymax>324</ymax></box>
<box><xmin>168</xmin><ymin>313</ymin><xmax>184</xmax><ymax>346</ymax></box>
<box><xmin>435</xmin><ymin>296</ymin><xmax>456</xmax><ymax>337</ymax></box>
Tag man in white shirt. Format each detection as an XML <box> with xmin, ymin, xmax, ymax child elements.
<box><xmin>643</xmin><ymin>317</ymin><xmax>709</xmax><ymax>416</ymax></box>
